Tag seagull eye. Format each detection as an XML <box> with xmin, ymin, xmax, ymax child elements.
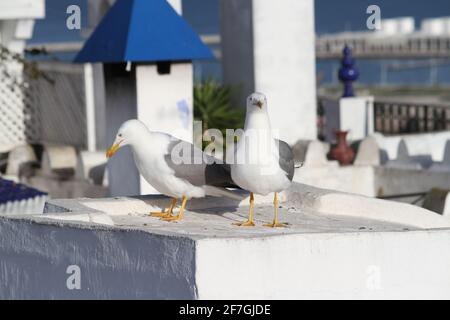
<box><xmin>118</xmin><ymin>133</ymin><xmax>123</xmax><ymax>138</ymax></box>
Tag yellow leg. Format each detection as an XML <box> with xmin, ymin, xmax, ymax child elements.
<box><xmin>150</xmin><ymin>198</ymin><xmax>177</xmax><ymax>218</ymax></box>
<box><xmin>234</xmin><ymin>192</ymin><xmax>255</xmax><ymax>227</ymax></box>
<box><xmin>161</xmin><ymin>196</ymin><xmax>188</xmax><ymax>222</ymax></box>
<box><xmin>264</xmin><ymin>192</ymin><xmax>287</xmax><ymax>228</ymax></box>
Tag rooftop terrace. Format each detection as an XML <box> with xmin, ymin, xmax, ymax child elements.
<box><xmin>1</xmin><ymin>183</ymin><xmax>450</xmax><ymax>299</ymax></box>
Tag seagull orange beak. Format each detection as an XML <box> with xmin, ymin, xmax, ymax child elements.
<box><xmin>106</xmin><ymin>140</ymin><xmax>122</xmax><ymax>159</ymax></box>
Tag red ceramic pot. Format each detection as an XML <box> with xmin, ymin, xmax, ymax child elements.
<box><xmin>329</xmin><ymin>130</ymin><xmax>355</xmax><ymax>166</ymax></box>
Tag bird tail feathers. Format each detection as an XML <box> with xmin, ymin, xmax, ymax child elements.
<box><xmin>295</xmin><ymin>162</ymin><xmax>304</xmax><ymax>169</ymax></box>
<box><xmin>203</xmin><ymin>186</ymin><xmax>245</xmax><ymax>201</ymax></box>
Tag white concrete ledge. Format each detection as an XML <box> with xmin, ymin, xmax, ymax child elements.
<box><xmin>43</xmin><ymin>183</ymin><xmax>450</xmax><ymax>230</ymax></box>
<box><xmin>295</xmin><ymin>164</ymin><xmax>450</xmax><ymax>199</ymax></box>
<box><xmin>1</xmin><ymin>183</ymin><xmax>450</xmax><ymax>299</ymax></box>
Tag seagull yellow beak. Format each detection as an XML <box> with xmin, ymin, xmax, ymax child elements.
<box><xmin>106</xmin><ymin>141</ymin><xmax>122</xmax><ymax>158</ymax></box>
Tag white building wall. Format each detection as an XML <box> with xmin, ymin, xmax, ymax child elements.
<box><xmin>373</xmin><ymin>131</ymin><xmax>450</xmax><ymax>162</ymax></box>
<box><xmin>221</xmin><ymin>0</ymin><xmax>317</xmax><ymax>144</ymax></box>
<box><xmin>196</xmin><ymin>229</ymin><xmax>450</xmax><ymax>299</ymax></box>
<box><xmin>136</xmin><ymin>63</ymin><xmax>193</xmax><ymax>194</ymax></box>
<box><xmin>0</xmin><ymin>0</ymin><xmax>44</xmax><ymax>20</ymax></box>
<box><xmin>323</xmin><ymin>96</ymin><xmax>375</xmax><ymax>142</ymax></box>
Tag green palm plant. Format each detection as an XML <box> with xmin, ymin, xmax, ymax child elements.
<box><xmin>194</xmin><ymin>80</ymin><xmax>244</xmax><ymax>154</ymax></box>
<box><xmin>194</xmin><ymin>80</ymin><xmax>244</xmax><ymax>134</ymax></box>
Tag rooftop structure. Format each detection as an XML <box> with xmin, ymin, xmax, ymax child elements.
<box><xmin>75</xmin><ymin>0</ymin><xmax>213</xmax><ymax>63</ymax></box>
<box><xmin>0</xmin><ymin>0</ymin><xmax>44</xmax><ymax>53</ymax></box>
<box><xmin>1</xmin><ymin>183</ymin><xmax>449</xmax><ymax>298</ymax></box>
<box><xmin>74</xmin><ymin>0</ymin><xmax>213</xmax><ymax>196</ymax></box>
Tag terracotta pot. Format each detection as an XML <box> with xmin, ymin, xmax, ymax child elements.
<box><xmin>329</xmin><ymin>130</ymin><xmax>355</xmax><ymax>165</ymax></box>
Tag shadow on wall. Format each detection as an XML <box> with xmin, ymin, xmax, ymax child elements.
<box><xmin>0</xmin><ymin>218</ymin><xmax>197</xmax><ymax>299</ymax></box>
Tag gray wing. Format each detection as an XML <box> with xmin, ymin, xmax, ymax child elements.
<box><xmin>276</xmin><ymin>139</ymin><xmax>295</xmax><ymax>181</ymax></box>
<box><xmin>164</xmin><ymin>139</ymin><xmax>237</xmax><ymax>188</ymax></box>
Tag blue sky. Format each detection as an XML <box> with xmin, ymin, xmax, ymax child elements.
<box><xmin>315</xmin><ymin>0</ymin><xmax>450</xmax><ymax>34</ymax></box>
<box><xmin>30</xmin><ymin>0</ymin><xmax>450</xmax><ymax>43</ymax></box>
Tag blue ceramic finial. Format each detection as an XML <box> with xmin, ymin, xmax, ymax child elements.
<box><xmin>338</xmin><ymin>45</ymin><xmax>359</xmax><ymax>97</ymax></box>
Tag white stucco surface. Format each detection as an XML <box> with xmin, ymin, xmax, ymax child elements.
<box><xmin>1</xmin><ymin>183</ymin><xmax>450</xmax><ymax>299</ymax></box>
<box><xmin>41</xmin><ymin>145</ymin><xmax>78</xmax><ymax>174</ymax></box>
<box><xmin>0</xmin><ymin>0</ymin><xmax>45</xmax><ymax>20</ymax></box>
<box><xmin>323</xmin><ymin>96</ymin><xmax>374</xmax><ymax>142</ymax></box>
<box><xmin>338</xmin><ymin>96</ymin><xmax>374</xmax><ymax>141</ymax></box>
<box><xmin>5</xmin><ymin>144</ymin><xmax>37</xmax><ymax>175</ymax></box>
<box><xmin>294</xmin><ymin>164</ymin><xmax>450</xmax><ymax>198</ymax></box>
<box><xmin>196</xmin><ymin>229</ymin><xmax>450</xmax><ymax>299</ymax></box>
<box><xmin>295</xmin><ymin>165</ymin><xmax>377</xmax><ymax>196</ymax></box>
<box><xmin>253</xmin><ymin>0</ymin><xmax>317</xmax><ymax>143</ymax></box>
<box><xmin>221</xmin><ymin>0</ymin><xmax>317</xmax><ymax>144</ymax></box>
<box><xmin>373</xmin><ymin>131</ymin><xmax>450</xmax><ymax>162</ymax></box>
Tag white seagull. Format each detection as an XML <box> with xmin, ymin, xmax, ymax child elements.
<box><xmin>106</xmin><ymin>119</ymin><xmax>236</xmax><ymax>222</ymax></box>
<box><xmin>230</xmin><ymin>92</ymin><xmax>295</xmax><ymax>227</ymax></box>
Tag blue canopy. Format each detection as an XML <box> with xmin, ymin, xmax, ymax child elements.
<box><xmin>75</xmin><ymin>0</ymin><xmax>213</xmax><ymax>63</ymax></box>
